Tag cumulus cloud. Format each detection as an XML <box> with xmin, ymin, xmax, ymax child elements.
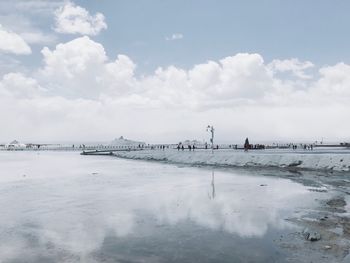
<box><xmin>0</xmin><ymin>24</ymin><xmax>31</xmax><ymax>55</ymax></box>
<box><xmin>38</xmin><ymin>36</ymin><xmax>135</xmax><ymax>99</ymax></box>
<box><xmin>268</xmin><ymin>58</ymin><xmax>314</xmax><ymax>79</ymax></box>
<box><xmin>0</xmin><ymin>73</ymin><xmax>45</xmax><ymax>98</ymax></box>
<box><xmin>54</xmin><ymin>1</ymin><xmax>107</xmax><ymax>36</ymax></box>
<box><xmin>137</xmin><ymin>53</ymin><xmax>274</xmax><ymax>110</ymax></box>
<box><xmin>0</xmin><ymin>36</ymin><xmax>350</xmax><ymax>142</ymax></box>
<box><xmin>0</xmin><ymin>2</ymin><xmax>59</xmax><ymax>46</ymax></box>
<box><xmin>166</xmin><ymin>33</ymin><xmax>184</xmax><ymax>41</ymax></box>
<box><xmin>0</xmin><ymin>17</ymin><xmax>55</xmax><ymax>47</ymax></box>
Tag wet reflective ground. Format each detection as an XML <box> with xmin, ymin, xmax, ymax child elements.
<box><xmin>0</xmin><ymin>151</ymin><xmax>328</xmax><ymax>262</ymax></box>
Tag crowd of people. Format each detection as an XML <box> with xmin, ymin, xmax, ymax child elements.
<box><xmin>175</xmin><ymin>142</ymin><xmax>222</xmax><ymax>151</ymax></box>
<box><xmin>177</xmin><ymin>143</ymin><xmax>196</xmax><ymax>151</ymax></box>
<box><xmin>147</xmin><ymin>139</ymin><xmax>318</xmax><ymax>152</ymax></box>
<box><xmin>290</xmin><ymin>144</ymin><xmax>314</xmax><ymax>150</ymax></box>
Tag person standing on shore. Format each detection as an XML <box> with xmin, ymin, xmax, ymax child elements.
<box><xmin>244</xmin><ymin>138</ymin><xmax>250</xmax><ymax>151</ymax></box>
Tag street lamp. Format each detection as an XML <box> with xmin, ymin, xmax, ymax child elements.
<box><xmin>206</xmin><ymin>125</ymin><xmax>215</xmax><ymax>153</ymax></box>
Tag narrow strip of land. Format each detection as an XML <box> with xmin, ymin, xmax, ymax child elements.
<box><xmin>110</xmin><ymin>149</ymin><xmax>350</xmax><ymax>172</ymax></box>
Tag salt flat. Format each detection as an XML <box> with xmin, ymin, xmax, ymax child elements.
<box><xmin>0</xmin><ymin>151</ymin><xmax>350</xmax><ymax>262</ymax></box>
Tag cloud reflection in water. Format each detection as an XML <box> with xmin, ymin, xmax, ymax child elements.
<box><xmin>0</xmin><ymin>152</ymin><xmax>319</xmax><ymax>261</ymax></box>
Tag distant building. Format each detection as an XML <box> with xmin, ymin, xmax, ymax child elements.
<box><xmin>109</xmin><ymin>136</ymin><xmax>146</xmax><ymax>147</ymax></box>
<box><xmin>5</xmin><ymin>140</ymin><xmax>26</xmax><ymax>150</ymax></box>
<box><xmin>181</xmin><ymin>139</ymin><xmax>203</xmax><ymax>146</ymax></box>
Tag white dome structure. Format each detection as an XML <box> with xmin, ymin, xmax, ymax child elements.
<box><xmin>109</xmin><ymin>136</ymin><xmax>146</xmax><ymax>147</ymax></box>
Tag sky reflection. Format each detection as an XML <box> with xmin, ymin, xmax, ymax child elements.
<box><xmin>0</xmin><ymin>152</ymin><xmax>322</xmax><ymax>262</ymax></box>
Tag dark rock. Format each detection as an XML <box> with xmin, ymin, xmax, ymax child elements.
<box><xmin>288</xmin><ymin>160</ymin><xmax>303</xmax><ymax>167</ymax></box>
<box><xmin>303</xmin><ymin>228</ymin><xmax>321</xmax><ymax>241</ymax></box>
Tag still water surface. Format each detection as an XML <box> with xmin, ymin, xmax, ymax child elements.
<box><xmin>0</xmin><ymin>151</ymin><xmax>322</xmax><ymax>262</ymax></box>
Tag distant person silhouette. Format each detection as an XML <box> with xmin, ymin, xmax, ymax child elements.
<box><xmin>244</xmin><ymin>138</ymin><xmax>250</xmax><ymax>151</ymax></box>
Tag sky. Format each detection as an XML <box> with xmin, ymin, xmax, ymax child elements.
<box><xmin>0</xmin><ymin>0</ymin><xmax>350</xmax><ymax>144</ymax></box>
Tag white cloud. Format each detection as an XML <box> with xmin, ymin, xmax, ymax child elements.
<box><xmin>0</xmin><ymin>24</ymin><xmax>31</xmax><ymax>55</ymax></box>
<box><xmin>0</xmin><ymin>1</ymin><xmax>64</xmax><ymax>15</ymax></box>
<box><xmin>0</xmin><ymin>55</ymin><xmax>23</xmax><ymax>75</ymax></box>
<box><xmin>136</xmin><ymin>53</ymin><xmax>274</xmax><ymax>110</ymax></box>
<box><xmin>268</xmin><ymin>58</ymin><xmax>314</xmax><ymax>79</ymax></box>
<box><xmin>0</xmin><ymin>14</ymin><xmax>57</xmax><ymax>47</ymax></box>
<box><xmin>0</xmin><ymin>73</ymin><xmax>45</xmax><ymax>98</ymax></box>
<box><xmin>166</xmin><ymin>33</ymin><xmax>184</xmax><ymax>41</ymax></box>
<box><xmin>54</xmin><ymin>1</ymin><xmax>107</xmax><ymax>36</ymax></box>
<box><xmin>0</xmin><ymin>1</ymin><xmax>60</xmax><ymax>46</ymax></box>
<box><xmin>14</xmin><ymin>0</ymin><xmax>64</xmax><ymax>13</ymax></box>
<box><xmin>38</xmin><ymin>36</ymin><xmax>135</xmax><ymax>99</ymax></box>
<box><xmin>1</xmin><ymin>36</ymin><xmax>350</xmax><ymax>142</ymax></box>
<box><xmin>311</xmin><ymin>62</ymin><xmax>350</xmax><ymax>105</ymax></box>
<box><xmin>20</xmin><ymin>31</ymin><xmax>57</xmax><ymax>45</ymax></box>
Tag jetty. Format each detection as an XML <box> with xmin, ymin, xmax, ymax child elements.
<box><xmin>81</xmin><ymin>148</ymin><xmax>142</xmax><ymax>156</ymax></box>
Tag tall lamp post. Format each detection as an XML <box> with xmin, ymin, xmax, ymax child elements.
<box><xmin>206</xmin><ymin>125</ymin><xmax>215</xmax><ymax>154</ymax></box>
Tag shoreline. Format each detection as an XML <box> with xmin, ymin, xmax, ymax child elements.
<box><xmin>111</xmin><ymin>149</ymin><xmax>350</xmax><ymax>173</ymax></box>
<box><xmin>110</xmin><ymin>150</ymin><xmax>350</xmax><ymax>261</ymax></box>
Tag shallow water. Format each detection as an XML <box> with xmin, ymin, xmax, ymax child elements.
<box><xmin>0</xmin><ymin>151</ymin><xmax>326</xmax><ymax>262</ymax></box>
